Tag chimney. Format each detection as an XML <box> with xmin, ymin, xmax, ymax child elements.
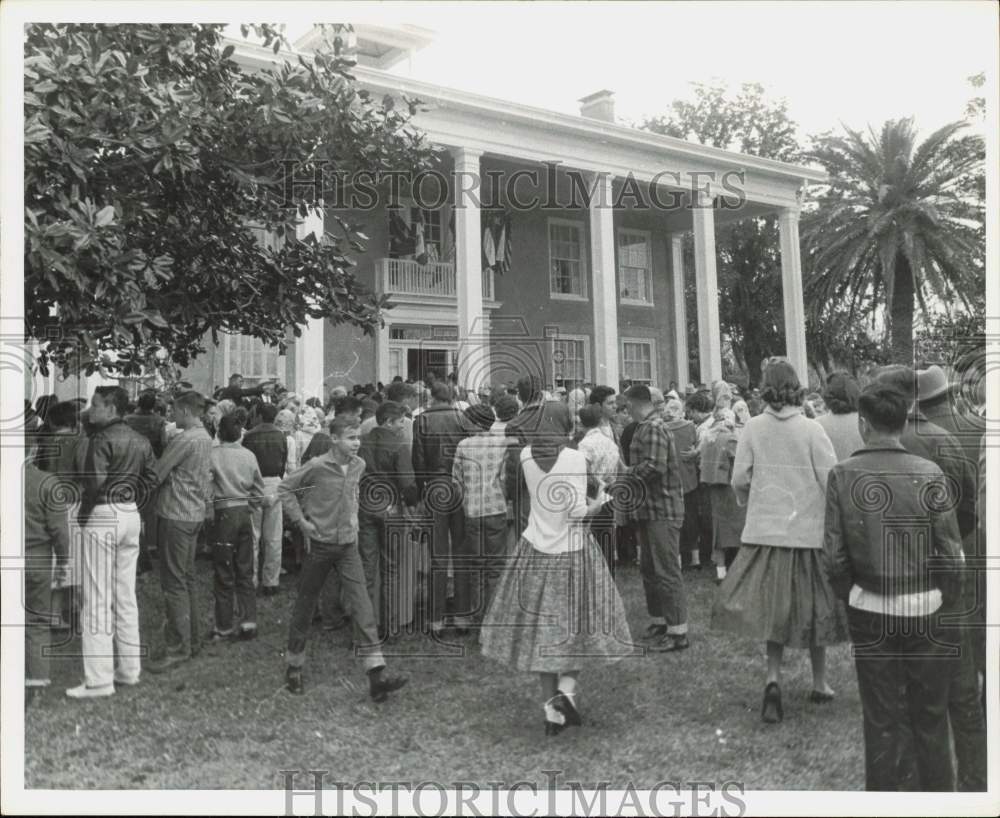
<box><xmin>578</xmin><ymin>90</ymin><xmax>615</xmax><ymax>123</ymax></box>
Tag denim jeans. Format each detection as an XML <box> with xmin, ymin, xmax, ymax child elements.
<box><xmin>942</xmin><ymin>613</ymin><xmax>987</xmax><ymax>791</ymax></box>
<box><xmin>212</xmin><ymin>506</ymin><xmax>256</xmax><ymax>634</ymax></box>
<box><xmin>321</xmin><ymin>512</ymin><xmax>382</xmax><ymax>627</ymax></box>
<box><xmin>463</xmin><ymin>513</ymin><xmax>509</xmax><ymax>621</ymax></box>
<box><xmin>286</xmin><ymin>540</ymin><xmax>384</xmax><ymax>672</ymax></box>
<box><xmin>847</xmin><ymin>606</ymin><xmax>956</xmax><ymax>791</ymax></box>
<box><xmin>157</xmin><ymin>516</ymin><xmax>202</xmax><ymax>658</ymax></box>
<box><xmin>25</xmin><ymin>547</ymin><xmax>55</xmax><ymax>684</ymax></box>
<box><xmin>430</xmin><ymin>506</ymin><xmax>466</xmax><ymax>624</ymax></box>
<box><xmin>637</xmin><ymin>519</ymin><xmax>687</xmax><ymax>634</ymax></box>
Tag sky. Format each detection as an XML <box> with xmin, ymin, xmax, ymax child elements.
<box><xmin>278</xmin><ymin>1</ymin><xmax>994</xmax><ymax>143</ymax></box>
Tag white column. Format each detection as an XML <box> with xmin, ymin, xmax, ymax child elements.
<box><xmin>453</xmin><ymin>147</ymin><xmax>488</xmax><ymax>390</ymax></box>
<box><xmin>589</xmin><ymin>172</ymin><xmax>619</xmax><ymax>388</ymax></box>
<box><xmin>692</xmin><ymin>189</ymin><xmax>722</xmax><ymax>384</ymax></box>
<box><xmin>295</xmin><ymin>207</ymin><xmax>327</xmax><ymax>400</ymax></box>
<box><xmin>670</xmin><ymin>234</ymin><xmax>689</xmax><ymax>387</ymax></box>
<box><xmin>779</xmin><ymin>207</ymin><xmax>808</xmax><ymax>383</ymax></box>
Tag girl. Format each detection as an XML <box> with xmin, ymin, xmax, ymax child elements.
<box><xmin>699</xmin><ymin>408</ymin><xmax>745</xmax><ymax>582</ymax></box>
<box><xmin>480</xmin><ymin>408</ymin><xmax>633</xmax><ymax>736</ymax></box>
<box><xmin>711</xmin><ymin>359</ymin><xmax>846</xmax><ymax>723</ymax></box>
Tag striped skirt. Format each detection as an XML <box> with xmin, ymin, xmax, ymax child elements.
<box><xmin>480</xmin><ymin>535</ymin><xmax>634</xmax><ymax>673</ymax></box>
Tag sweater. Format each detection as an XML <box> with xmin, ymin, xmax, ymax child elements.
<box><xmin>731</xmin><ymin>405</ymin><xmax>837</xmax><ymax>549</ymax></box>
<box><xmin>520</xmin><ymin>446</ymin><xmax>589</xmax><ymax>555</ymax></box>
<box><xmin>210</xmin><ymin>443</ymin><xmax>265</xmax><ymax>510</ymax></box>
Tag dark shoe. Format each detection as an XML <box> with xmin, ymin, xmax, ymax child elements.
<box><xmin>285</xmin><ymin>667</ymin><xmax>304</xmax><ymax>695</ymax></box>
<box><xmin>683</xmin><ymin>563</ymin><xmax>702</xmax><ymax>572</ymax></box>
<box><xmin>808</xmin><ymin>689</ymin><xmax>835</xmax><ymax>704</ymax></box>
<box><xmin>648</xmin><ymin>634</ymin><xmax>690</xmax><ymax>653</ymax></box>
<box><xmin>146</xmin><ymin>653</ymin><xmax>190</xmax><ymax>674</ymax></box>
<box><xmin>544</xmin><ymin>720</ymin><xmax>565</xmax><ymax>737</ymax></box>
<box><xmin>553</xmin><ymin>692</ymin><xmax>582</xmax><ymax>727</ymax></box>
<box><xmin>368</xmin><ymin>669</ymin><xmax>408</xmax><ymax>702</ymax></box>
<box><xmin>208</xmin><ymin>629</ymin><xmax>235</xmax><ymax>644</ymax></box>
<box><xmin>238</xmin><ymin>627</ymin><xmax>258</xmax><ymax>642</ymax></box>
<box><xmin>638</xmin><ymin>624</ymin><xmax>667</xmax><ymax>643</ymax></box>
<box><xmin>261</xmin><ymin>586</ymin><xmax>280</xmax><ymax>597</ymax></box>
<box><xmin>762</xmin><ymin>682</ymin><xmax>783</xmax><ymax>723</ymax></box>
<box><xmin>322</xmin><ymin>617</ymin><xmax>349</xmax><ymax>632</ymax></box>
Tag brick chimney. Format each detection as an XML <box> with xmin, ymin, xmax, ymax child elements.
<box><xmin>578</xmin><ymin>90</ymin><xmax>615</xmax><ymax>123</ymax></box>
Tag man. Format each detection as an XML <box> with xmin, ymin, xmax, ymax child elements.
<box><xmin>147</xmin><ymin>390</ymin><xmax>213</xmax><ymax>672</ymax></box>
<box><xmin>412</xmin><ymin>381</ymin><xmax>474</xmax><ymax>634</ymax></box>
<box><xmin>873</xmin><ymin>364</ymin><xmax>985</xmax><ymax>791</ymax></box>
<box><xmin>682</xmin><ymin>391</ymin><xmax>715</xmax><ymax>569</ymax></box>
<box><xmin>649</xmin><ymin>386</ymin><xmax>667</xmax><ymax>419</ymax></box>
<box><xmin>823</xmin><ymin>384</ymin><xmax>964</xmax><ymax>790</ymax></box>
<box><xmin>66</xmin><ymin>387</ymin><xmax>157</xmax><ymax>698</ymax></box>
<box><xmin>357</xmin><ymin>401</ymin><xmax>420</xmax><ymax>634</ymax></box>
<box><xmin>124</xmin><ymin>390</ymin><xmax>167</xmax><ymax>572</ymax></box>
<box><xmin>242</xmin><ymin>403</ymin><xmax>288</xmax><ymax>595</ymax></box>
<box><xmin>663</xmin><ymin>397</ymin><xmax>700</xmax><ymax>572</ymax></box>
<box><xmin>452</xmin><ymin>403</ymin><xmax>513</xmax><ymax>630</ymax></box>
<box><xmin>588</xmin><ymin>385</ymin><xmax>620</xmax><ymax>445</ymax></box>
<box><xmin>616</xmin><ymin>384</ymin><xmax>688</xmax><ymax>652</ymax></box>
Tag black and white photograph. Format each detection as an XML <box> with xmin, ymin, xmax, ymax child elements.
<box><xmin>1</xmin><ymin>1</ymin><xmax>997</xmax><ymax>814</ymax></box>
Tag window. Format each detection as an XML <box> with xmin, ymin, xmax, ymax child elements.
<box><xmin>226</xmin><ymin>334</ymin><xmax>281</xmax><ymax>383</ymax></box>
<box><xmin>419</xmin><ymin>208</ymin><xmax>443</xmax><ymax>259</ymax></box>
<box><xmin>551</xmin><ymin>334</ymin><xmax>590</xmax><ymax>387</ymax></box>
<box><xmin>618</xmin><ymin>229</ymin><xmax>652</xmax><ymax>304</ymax></box>
<box><xmin>389</xmin><ymin>202</ymin><xmax>446</xmax><ymax>262</ymax></box>
<box><xmin>622</xmin><ymin>339</ymin><xmax>656</xmax><ymax>385</ymax></box>
<box><xmin>548</xmin><ymin>220</ymin><xmax>587</xmax><ymax>299</ymax></box>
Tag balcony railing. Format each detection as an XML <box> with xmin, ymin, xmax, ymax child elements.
<box><xmin>376</xmin><ymin>258</ymin><xmax>494</xmax><ymax>301</ymax></box>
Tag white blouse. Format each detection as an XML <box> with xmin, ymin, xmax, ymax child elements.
<box><xmin>520</xmin><ymin>446</ymin><xmax>590</xmax><ymax>555</ymax></box>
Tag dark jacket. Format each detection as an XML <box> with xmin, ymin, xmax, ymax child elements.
<box><xmin>504</xmin><ymin>400</ymin><xmax>574</xmax><ymax>531</ymax></box>
<box><xmin>217</xmin><ymin>384</ymin><xmax>264</xmax><ymax>407</ymax></box>
<box><xmin>619</xmin><ymin>421</ymin><xmax>638</xmax><ymax>466</ymax></box>
<box><xmin>24</xmin><ymin>462</ymin><xmax>70</xmax><ymax>560</ymax></box>
<box><xmin>664</xmin><ymin>418</ymin><xmax>699</xmax><ymax>494</ymax></box>
<box><xmin>242</xmin><ymin>423</ymin><xmax>288</xmax><ymax>478</ymax></box>
<box><xmin>900</xmin><ymin>411</ymin><xmax>977</xmax><ymax>542</ymax></box>
<box><xmin>822</xmin><ymin>443</ymin><xmax>965</xmax><ymax>606</ymax></box>
<box><xmin>412</xmin><ymin>404</ymin><xmax>473</xmax><ymax>494</ymax></box>
<box><xmin>359</xmin><ymin>425</ymin><xmax>419</xmax><ymax>517</ymax></box>
<box><xmin>75</xmin><ymin>418</ymin><xmax>158</xmax><ymax>522</ymax></box>
<box><xmin>124</xmin><ymin>411</ymin><xmax>166</xmax><ymax>458</ymax></box>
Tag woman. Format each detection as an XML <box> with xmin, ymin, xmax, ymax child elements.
<box><xmin>480</xmin><ymin>406</ymin><xmax>632</xmax><ymax>736</ymax></box>
<box><xmin>698</xmin><ymin>408</ymin><xmax>745</xmax><ymax>581</ymax></box>
<box><xmin>815</xmin><ymin>372</ymin><xmax>863</xmax><ymax>463</ymax></box>
<box><xmin>711</xmin><ymin>359</ymin><xmax>845</xmax><ymax>723</ymax></box>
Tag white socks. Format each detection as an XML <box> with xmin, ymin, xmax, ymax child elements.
<box><xmin>716</xmin><ymin>565</ymin><xmax>727</xmax><ymax>580</ymax></box>
<box><xmin>544</xmin><ymin>699</ymin><xmax>566</xmax><ymax>724</ymax></box>
<box><xmin>558</xmin><ymin>676</ymin><xmax>577</xmax><ymax>697</ymax></box>
<box><xmin>690</xmin><ymin>550</ymin><xmax>701</xmax><ymax>566</ymax></box>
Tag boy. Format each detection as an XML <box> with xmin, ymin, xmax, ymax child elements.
<box><xmin>279</xmin><ymin>416</ymin><xmax>407</xmax><ymax>701</ymax></box>
<box><xmin>209</xmin><ymin>414</ymin><xmax>265</xmax><ymax>641</ymax></box>
<box><xmin>24</xmin><ymin>446</ymin><xmax>70</xmax><ymax>704</ymax></box>
<box><xmin>452</xmin><ymin>403</ymin><xmax>512</xmax><ymax>631</ymax></box>
<box><xmin>357</xmin><ymin>401</ymin><xmax>420</xmax><ymax>636</ymax></box>
<box><xmin>822</xmin><ymin>384</ymin><xmax>964</xmax><ymax>791</ymax></box>
<box><xmin>148</xmin><ymin>390</ymin><xmax>213</xmax><ymax>673</ymax></box>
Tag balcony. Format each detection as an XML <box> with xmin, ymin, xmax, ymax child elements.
<box><xmin>375</xmin><ymin>258</ymin><xmax>496</xmax><ymax>304</ymax></box>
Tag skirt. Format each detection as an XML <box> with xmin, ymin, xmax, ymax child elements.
<box><xmin>711</xmin><ymin>544</ymin><xmax>848</xmax><ymax>649</ymax></box>
<box><xmin>480</xmin><ymin>535</ymin><xmax>634</xmax><ymax>673</ymax></box>
<box><xmin>709</xmin><ymin>484</ymin><xmax>745</xmax><ymax>556</ymax></box>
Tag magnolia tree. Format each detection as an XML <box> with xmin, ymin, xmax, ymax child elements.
<box><xmin>24</xmin><ymin>23</ymin><xmax>436</xmax><ymax>377</ymax></box>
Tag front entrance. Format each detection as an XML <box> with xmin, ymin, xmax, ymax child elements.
<box><xmin>406</xmin><ymin>347</ymin><xmax>456</xmax><ymax>383</ymax></box>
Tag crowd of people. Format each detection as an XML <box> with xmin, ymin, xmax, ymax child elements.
<box><xmin>22</xmin><ymin>357</ymin><xmax>988</xmax><ymax>790</ymax></box>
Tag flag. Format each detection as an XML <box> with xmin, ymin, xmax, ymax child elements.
<box><xmin>481</xmin><ymin>208</ymin><xmax>512</xmax><ymax>275</ymax></box>
<box><xmin>388</xmin><ymin>208</ymin><xmax>415</xmax><ymax>257</ymax></box>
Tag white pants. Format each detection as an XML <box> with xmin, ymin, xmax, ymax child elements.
<box><xmin>251</xmin><ymin>477</ymin><xmax>283</xmax><ymax>588</ymax></box>
<box><xmin>80</xmin><ymin>503</ymin><xmax>142</xmax><ymax>687</ymax></box>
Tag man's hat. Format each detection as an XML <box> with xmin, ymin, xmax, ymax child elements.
<box><xmin>916</xmin><ymin>365</ymin><xmax>952</xmax><ymax>403</ymax></box>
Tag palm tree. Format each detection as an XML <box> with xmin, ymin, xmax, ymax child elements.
<box><xmin>803</xmin><ymin>118</ymin><xmax>983</xmax><ymax>364</ymax></box>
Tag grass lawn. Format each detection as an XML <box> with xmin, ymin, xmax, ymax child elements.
<box><xmin>24</xmin><ymin>559</ymin><xmax>864</xmax><ymax>790</ymax></box>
